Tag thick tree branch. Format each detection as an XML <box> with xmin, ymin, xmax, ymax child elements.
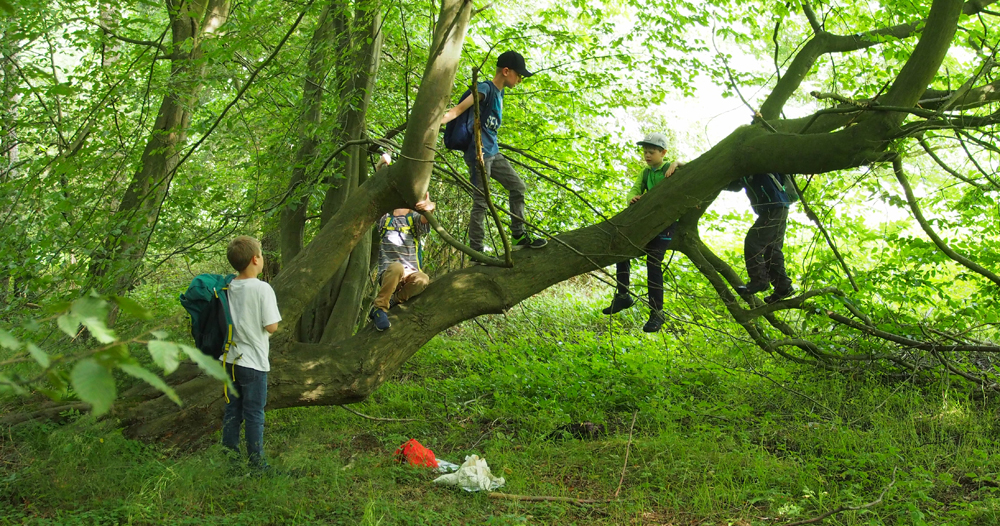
<box><xmin>763</xmin><ymin>0</ymin><xmax>996</xmax><ymax>120</ymax></box>
<box><xmin>880</xmin><ymin>0</ymin><xmax>964</xmax><ymax>112</ymax></box>
<box><xmin>801</xmin><ymin>2</ymin><xmax>823</xmax><ymax>33</ymax></box>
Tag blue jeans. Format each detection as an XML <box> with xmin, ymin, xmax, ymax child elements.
<box><xmin>222</xmin><ymin>363</ymin><xmax>268</xmax><ymax>467</ymax></box>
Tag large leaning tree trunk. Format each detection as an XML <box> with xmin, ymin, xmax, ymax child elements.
<box><xmin>88</xmin><ymin>0</ymin><xmax>230</xmax><ymax>296</ymax></box>
<box><xmin>14</xmin><ymin>0</ymin><xmax>995</xmax><ymax>445</ymax></box>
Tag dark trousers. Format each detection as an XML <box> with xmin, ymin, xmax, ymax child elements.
<box><xmin>745</xmin><ymin>206</ymin><xmax>792</xmax><ymax>290</ymax></box>
<box><xmin>614</xmin><ymin>224</ymin><xmax>675</xmax><ymax>311</ymax></box>
<box><xmin>222</xmin><ymin>363</ymin><xmax>268</xmax><ymax>467</ymax></box>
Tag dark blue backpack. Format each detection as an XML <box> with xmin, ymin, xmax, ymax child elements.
<box><xmin>443</xmin><ymin>82</ymin><xmax>494</xmax><ymax>152</ymax></box>
<box><xmin>179</xmin><ymin>274</ymin><xmax>236</xmax><ymax>359</ymax></box>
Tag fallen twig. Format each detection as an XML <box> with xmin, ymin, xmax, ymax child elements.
<box><xmin>614</xmin><ymin>410</ymin><xmax>639</xmax><ymax>498</ymax></box>
<box><xmin>338</xmin><ymin>405</ymin><xmax>420</xmax><ymax>422</ymax></box>
<box><xmin>489</xmin><ymin>493</ymin><xmax>606</xmax><ymax>505</ymax></box>
<box><xmin>783</xmin><ymin>467</ymin><xmax>897</xmax><ymax>525</ymax></box>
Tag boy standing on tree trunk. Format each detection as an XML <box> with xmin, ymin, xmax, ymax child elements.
<box><xmin>221</xmin><ymin>235</ymin><xmax>281</xmax><ymax>473</ymax></box>
<box><xmin>725</xmin><ymin>173</ymin><xmax>795</xmax><ymax>303</ymax></box>
<box><xmin>441</xmin><ymin>50</ymin><xmax>547</xmax><ymax>253</ymax></box>
<box><xmin>603</xmin><ymin>132</ymin><xmax>681</xmax><ymax>333</ymax></box>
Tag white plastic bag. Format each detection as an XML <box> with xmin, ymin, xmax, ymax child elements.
<box><xmin>432</xmin><ymin>454</ymin><xmax>505</xmax><ymax>492</ymax></box>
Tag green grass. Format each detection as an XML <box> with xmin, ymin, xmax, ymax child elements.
<box><xmin>3</xmin><ymin>278</ymin><xmax>1000</xmax><ymax>525</ymax></box>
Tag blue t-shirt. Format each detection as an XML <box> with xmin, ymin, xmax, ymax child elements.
<box><xmin>463</xmin><ymin>81</ymin><xmax>503</xmax><ymax>163</ymax></box>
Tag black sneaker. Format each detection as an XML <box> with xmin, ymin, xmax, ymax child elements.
<box><xmin>735</xmin><ymin>281</ymin><xmax>769</xmax><ymax>295</ymax></box>
<box><xmin>764</xmin><ymin>286</ymin><xmax>794</xmax><ymax>304</ymax></box>
<box><xmin>512</xmin><ymin>234</ymin><xmax>547</xmax><ymax>250</ymax></box>
<box><xmin>643</xmin><ymin>310</ymin><xmax>666</xmax><ymax>333</ymax></box>
<box><xmin>602</xmin><ymin>294</ymin><xmax>635</xmax><ymax>314</ymax></box>
<box><xmin>373</xmin><ymin>309</ymin><xmax>390</xmax><ymax>331</ymax></box>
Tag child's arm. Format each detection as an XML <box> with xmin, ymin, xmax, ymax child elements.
<box><xmin>441</xmin><ymin>93</ymin><xmax>480</xmax><ymax>125</ymax></box>
<box><xmin>414</xmin><ymin>192</ymin><xmax>435</xmax><ymax>224</ymax></box>
<box><xmin>260</xmin><ymin>285</ymin><xmax>282</xmax><ymax>335</ymax></box>
<box><xmin>625</xmin><ymin>171</ymin><xmax>645</xmax><ymax>205</ymax></box>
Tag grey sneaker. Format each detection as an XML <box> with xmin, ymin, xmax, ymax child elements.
<box><xmin>512</xmin><ymin>234</ymin><xmax>547</xmax><ymax>250</ymax></box>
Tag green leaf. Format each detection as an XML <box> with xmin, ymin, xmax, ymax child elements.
<box><xmin>43</xmin><ymin>301</ymin><xmax>73</xmax><ymax>314</ymax></box>
<box><xmin>94</xmin><ymin>343</ymin><xmax>130</xmax><ymax>368</ymax></box>
<box><xmin>0</xmin><ymin>328</ymin><xmax>20</xmax><ymax>350</ymax></box>
<box><xmin>119</xmin><ymin>363</ymin><xmax>181</xmax><ymax>406</ymax></box>
<box><xmin>71</xmin><ymin>295</ymin><xmax>109</xmax><ymax>319</ymax></box>
<box><xmin>0</xmin><ymin>373</ymin><xmax>27</xmax><ymax>395</ymax></box>
<box><xmin>56</xmin><ymin>313</ymin><xmax>81</xmax><ymax>339</ymax></box>
<box><xmin>112</xmin><ymin>296</ymin><xmax>154</xmax><ymax>320</ymax></box>
<box><xmin>151</xmin><ymin>330</ymin><xmax>168</xmax><ymax>340</ymax></box>
<box><xmin>70</xmin><ymin>359</ymin><xmax>116</xmax><ymax>417</ymax></box>
<box><xmin>81</xmin><ymin>317</ymin><xmax>117</xmax><ymax>344</ymax></box>
<box><xmin>147</xmin><ymin>340</ymin><xmax>180</xmax><ymax>374</ymax></box>
<box><xmin>47</xmin><ymin>370</ymin><xmax>68</xmax><ymax>392</ymax></box>
<box><xmin>0</xmin><ymin>0</ymin><xmax>12</xmax><ymax>15</ymax></box>
<box><xmin>27</xmin><ymin>343</ymin><xmax>49</xmax><ymax>368</ymax></box>
<box><xmin>179</xmin><ymin>344</ymin><xmax>228</xmax><ymax>381</ymax></box>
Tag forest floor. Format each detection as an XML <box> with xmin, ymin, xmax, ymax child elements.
<box><xmin>2</xmin><ymin>280</ymin><xmax>1000</xmax><ymax>525</ymax></box>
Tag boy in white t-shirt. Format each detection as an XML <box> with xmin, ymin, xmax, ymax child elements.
<box><xmin>221</xmin><ymin>235</ymin><xmax>282</xmax><ymax>471</ymax></box>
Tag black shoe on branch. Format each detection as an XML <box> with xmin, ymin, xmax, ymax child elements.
<box><xmin>764</xmin><ymin>286</ymin><xmax>795</xmax><ymax>304</ymax></box>
<box><xmin>736</xmin><ymin>281</ymin><xmax>769</xmax><ymax>295</ymax></box>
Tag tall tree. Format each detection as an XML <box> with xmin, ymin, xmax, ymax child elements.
<box><xmin>88</xmin><ymin>0</ymin><xmax>231</xmax><ymax>295</ymax></box>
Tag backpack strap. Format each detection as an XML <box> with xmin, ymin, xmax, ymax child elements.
<box><xmin>640</xmin><ymin>167</ymin><xmax>651</xmax><ymax>194</ymax></box>
<box><xmin>382</xmin><ymin>214</ymin><xmax>414</xmax><ymax>235</ymax></box>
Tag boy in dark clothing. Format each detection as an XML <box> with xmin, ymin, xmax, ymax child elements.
<box><xmin>441</xmin><ymin>50</ymin><xmax>547</xmax><ymax>253</ymax></box>
<box><xmin>725</xmin><ymin>173</ymin><xmax>794</xmax><ymax>303</ymax></box>
<box><xmin>602</xmin><ymin>132</ymin><xmax>682</xmax><ymax>333</ymax></box>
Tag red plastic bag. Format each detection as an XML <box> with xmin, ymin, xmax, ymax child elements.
<box><xmin>394</xmin><ymin>438</ymin><xmax>439</xmax><ymax>468</ymax></box>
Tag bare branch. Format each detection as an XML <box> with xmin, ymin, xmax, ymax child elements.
<box><xmin>423</xmin><ymin>210</ymin><xmax>507</xmax><ymax>266</ymax></box>
<box><xmin>794</xmin><ymin>180</ymin><xmax>860</xmax><ymax>292</ymax></box>
<box><xmin>783</xmin><ymin>468</ymin><xmax>897</xmax><ymax>526</ymax></box>
<box><xmin>94</xmin><ymin>22</ymin><xmax>167</xmax><ymax>52</ymax></box>
<box><xmin>828</xmin><ymin>311</ymin><xmax>1000</xmax><ymax>353</ymax></box>
<box><xmin>892</xmin><ymin>156</ymin><xmax>1000</xmax><ymax>288</ymax></box>
<box><xmin>918</xmin><ymin>137</ymin><xmax>990</xmax><ymax>190</ymax></box>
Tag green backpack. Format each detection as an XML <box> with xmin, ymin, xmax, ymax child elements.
<box><xmin>179</xmin><ymin>274</ymin><xmax>236</xmax><ymax>360</ymax></box>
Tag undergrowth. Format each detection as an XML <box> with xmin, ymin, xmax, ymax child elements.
<box><xmin>2</xmin><ymin>278</ymin><xmax>999</xmax><ymax>525</ymax></box>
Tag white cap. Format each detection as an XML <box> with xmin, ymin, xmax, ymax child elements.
<box><xmin>636</xmin><ymin>132</ymin><xmax>668</xmax><ymax>150</ymax></box>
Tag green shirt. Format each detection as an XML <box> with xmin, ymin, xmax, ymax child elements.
<box><xmin>625</xmin><ymin>161</ymin><xmax>673</xmax><ymax>205</ymax></box>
